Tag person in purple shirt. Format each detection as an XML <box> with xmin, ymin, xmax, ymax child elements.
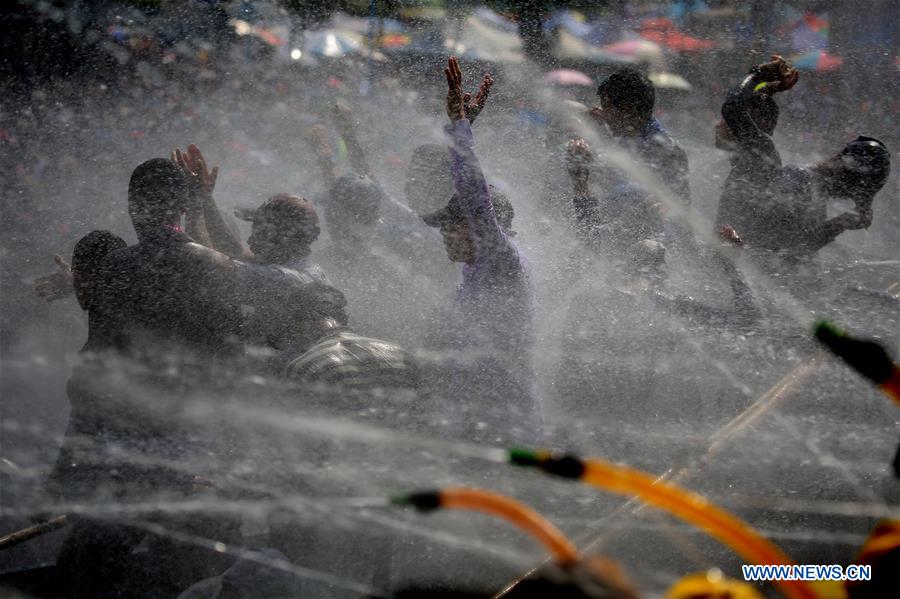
<box><xmin>419</xmin><ymin>57</ymin><xmax>541</xmax><ymax>445</ymax></box>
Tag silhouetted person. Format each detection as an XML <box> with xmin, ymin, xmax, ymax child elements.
<box><xmin>93</xmin><ymin>158</ymin><xmax>240</xmax><ymax>360</ymax></box>
<box><xmin>589</xmin><ymin>67</ymin><xmax>690</xmax><ymax>207</ymax></box>
<box><xmin>716</xmin><ymin>57</ymin><xmax>890</xmax><ymax>258</ymax></box>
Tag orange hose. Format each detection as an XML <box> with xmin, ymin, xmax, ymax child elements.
<box><xmin>581</xmin><ymin>459</ymin><xmax>817</xmax><ymax>599</ymax></box>
<box><xmin>440</xmin><ymin>487</ymin><xmax>580</xmax><ymax>566</ymax></box>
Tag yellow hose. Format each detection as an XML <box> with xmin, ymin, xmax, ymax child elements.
<box><xmin>580</xmin><ymin>458</ymin><xmax>817</xmax><ymax>599</ymax></box>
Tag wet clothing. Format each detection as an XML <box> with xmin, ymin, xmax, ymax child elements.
<box><xmin>93</xmin><ymin>227</ymin><xmax>241</xmax><ymax>360</ymax></box>
<box><xmin>625</xmin><ymin>117</ymin><xmax>691</xmax><ymax>206</ymax></box>
<box><xmin>235</xmin><ymin>254</ymin><xmax>329</xmax><ymax>360</ymax></box>
<box><xmin>423</xmin><ymin>119</ymin><xmax>540</xmax><ymax>444</ymax></box>
<box><xmin>63</xmin><ymin>227</ymin><xmax>240</xmax><ymax>487</ymax></box>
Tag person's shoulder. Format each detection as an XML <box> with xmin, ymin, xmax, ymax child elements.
<box><xmin>647</xmin><ymin>126</ymin><xmax>687</xmax><ymax>165</ymax></box>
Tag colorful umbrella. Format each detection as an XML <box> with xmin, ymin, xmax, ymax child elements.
<box><xmin>601</xmin><ymin>38</ymin><xmax>664</xmax><ymax>62</ymax></box>
<box><xmin>791</xmin><ymin>49</ymin><xmax>843</xmax><ymax>72</ymax></box>
<box><xmin>648</xmin><ymin>72</ymin><xmax>692</xmax><ymax>91</ymax></box>
<box><xmin>790</xmin><ymin>12</ymin><xmax>829</xmax><ymax>52</ymax></box>
<box><xmin>543</xmin><ymin>69</ymin><xmax>594</xmax><ymax>87</ymax></box>
<box><xmin>639</xmin><ymin>18</ymin><xmax>715</xmax><ymax>52</ymax></box>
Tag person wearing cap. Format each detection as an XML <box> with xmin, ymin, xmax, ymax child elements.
<box><xmin>418</xmin><ymin>57</ymin><xmax>540</xmax><ymax>445</ymax></box>
<box><xmin>235</xmin><ymin>193</ymin><xmax>326</xmax><ymax>284</ymax></box>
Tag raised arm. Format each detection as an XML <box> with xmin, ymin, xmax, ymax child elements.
<box><xmin>722</xmin><ymin>55</ymin><xmax>798</xmax><ymax>162</ymax></box>
<box><xmin>331</xmin><ymin>100</ymin><xmax>375</xmax><ymax>178</ymax></box>
<box><xmin>303</xmin><ymin>124</ymin><xmax>339</xmax><ymax>189</ymax></box>
<box><xmin>443</xmin><ymin>57</ymin><xmax>506</xmax><ymax>255</ymax></box>
<box><xmin>566</xmin><ymin>137</ymin><xmax>604</xmax><ymax>247</ymax></box>
<box><xmin>173</xmin><ymin>144</ymin><xmax>246</xmax><ymax>258</ymax></box>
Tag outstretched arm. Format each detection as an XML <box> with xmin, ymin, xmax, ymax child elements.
<box><xmin>566</xmin><ymin>138</ymin><xmax>604</xmax><ymax>247</ymax></box>
<box><xmin>33</xmin><ymin>255</ymin><xmax>74</xmax><ymax>302</ymax></box>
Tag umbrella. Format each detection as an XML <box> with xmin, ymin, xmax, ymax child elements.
<box><xmin>790</xmin><ymin>12</ymin><xmax>829</xmax><ymax>52</ymax></box>
<box><xmin>543</xmin><ymin>69</ymin><xmax>594</xmax><ymax>87</ymax></box>
<box><xmin>303</xmin><ymin>29</ymin><xmax>361</xmax><ymax>58</ymax></box>
<box><xmin>554</xmin><ymin>29</ymin><xmax>634</xmax><ymax>64</ymax></box>
<box><xmin>601</xmin><ymin>38</ymin><xmax>664</xmax><ymax>62</ymax></box>
<box><xmin>639</xmin><ymin>18</ymin><xmax>715</xmax><ymax>52</ymax></box>
<box><xmin>791</xmin><ymin>49</ymin><xmax>843</xmax><ymax>72</ymax></box>
<box><xmin>648</xmin><ymin>72</ymin><xmax>692</xmax><ymax>91</ymax></box>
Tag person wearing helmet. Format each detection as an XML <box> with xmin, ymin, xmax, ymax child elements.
<box><xmin>798</xmin><ymin>136</ymin><xmax>891</xmax><ymax>252</ymax></box>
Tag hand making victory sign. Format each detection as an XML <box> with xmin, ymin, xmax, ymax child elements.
<box><xmin>444</xmin><ymin>56</ymin><xmax>494</xmax><ymax>123</ymax></box>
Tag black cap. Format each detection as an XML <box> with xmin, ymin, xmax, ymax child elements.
<box><xmin>421</xmin><ymin>186</ymin><xmax>515</xmax><ymax>235</ymax></box>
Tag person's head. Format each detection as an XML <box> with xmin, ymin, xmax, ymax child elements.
<box><xmin>624</xmin><ymin>239</ymin><xmax>667</xmax><ymax>283</ymax></box>
<box><xmin>715</xmin><ymin>94</ymin><xmax>779</xmax><ymax>150</ymax></box>
<box><xmin>422</xmin><ymin>186</ymin><xmax>514</xmax><ymax>264</ymax></box>
<box><xmin>813</xmin><ymin>136</ymin><xmax>891</xmax><ymax>205</ymax></box>
<box><xmin>404</xmin><ymin>144</ymin><xmax>454</xmax><ymax>216</ymax></box>
<box><xmin>595</xmin><ymin>68</ymin><xmax>655</xmax><ymax>136</ymax></box>
<box><xmin>72</xmin><ymin>230</ymin><xmax>128</xmax><ymax>310</ymax></box>
<box><xmin>241</xmin><ymin>194</ymin><xmax>320</xmax><ymax>264</ymax></box>
<box><xmin>325</xmin><ymin>174</ymin><xmax>383</xmax><ymax>246</ymax></box>
<box><xmin>127</xmin><ymin>158</ymin><xmax>189</xmax><ymax>238</ymax></box>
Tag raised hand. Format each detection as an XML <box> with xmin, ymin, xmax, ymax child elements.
<box><xmin>464</xmin><ymin>73</ymin><xmax>493</xmax><ymax>124</ymax></box>
<box><xmin>33</xmin><ymin>254</ymin><xmax>74</xmax><ymax>301</ymax></box>
<box><xmin>331</xmin><ymin>100</ymin><xmax>354</xmax><ymax>130</ymax></box>
<box><xmin>566</xmin><ymin>138</ymin><xmax>592</xmax><ymax>180</ymax></box>
<box><xmin>303</xmin><ymin>124</ymin><xmax>333</xmax><ymax>157</ymax></box>
<box><xmin>171</xmin><ymin>144</ymin><xmax>218</xmax><ymax>199</ymax></box>
<box><xmin>719</xmin><ymin>225</ymin><xmax>744</xmax><ymax>246</ymax></box>
<box><xmin>444</xmin><ymin>56</ymin><xmax>466</xmax><ymax>122</ymax></box>
<box><xmin>445</xmin><ymin>57</ymin><xmax>494</xmax><ymax>123</ymax></box>
<box><xmin>753</xmin><ymin>55</ymin><xmax>799</xmax><ymax>93</ymax></box>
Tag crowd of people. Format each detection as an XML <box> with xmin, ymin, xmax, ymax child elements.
<box><xmin>11</xmin><ymin>33</ymin><xmax>894</xmax><ymax>597</ymax></box>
